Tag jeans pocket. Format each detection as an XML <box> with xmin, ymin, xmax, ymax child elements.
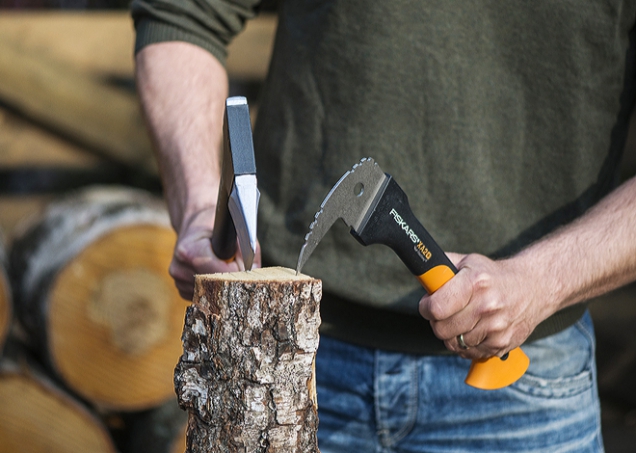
<box><xmin>512</xmin><ymin>367</ymin><xmax>594</xmax><ymax>399</ymax></box>
<box><xmin>510</xmin><ymin>311</ymin><xmax>596</xmax><ymax>399</ymax></box>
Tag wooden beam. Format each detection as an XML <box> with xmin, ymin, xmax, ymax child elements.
<box><xmin>0</xmin><ymin>39</ymin><xmax>157</xmax><ymax>174</ymax></box>
<box><xmin>0</xmin><ymin>12</ymin><xmax>136</xmax><ymax>79</ymax></box>
<box><xmin>0</xmin><ymin>107</ymin><xmax>104</xmax><ymax>169</ymax></box>
<box><xmin>0</xmin><ymin>11</ymin><xmax>276</xmax><ymax>81</ymax></box>
<box><xmin>0</xmin><ymin>12</ymin><xmax>276</xmax><ymax>175</ymax></box>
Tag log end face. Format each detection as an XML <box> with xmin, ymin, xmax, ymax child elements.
<box><xmin>88</xmin><ymin>268</ymin><xmax>172</xmax><ymax>355</ymax></box>
<box><xmin>196</xmin><ymin>266</ymin><xmax>314</xmax><ymax>283</ymax></box>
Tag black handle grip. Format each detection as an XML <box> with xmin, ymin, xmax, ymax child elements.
<box><xmin>211</xmin><ymin>185</ymin><xmax>237</xmax><ymax>261</ymax></box>
<box><xmin>353</xmin><ymin>177</ymin><xmax>457</xmax><ymax>283</ymax></box>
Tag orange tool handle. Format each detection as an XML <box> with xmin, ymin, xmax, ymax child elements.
<box><xmin>353</xmin><ymin>177</ymin><xmax>529</xmax><ymax>390</ymax></box>
<box><xmin>418</xmin><ymin>266</ymin><xmax>529</xmax><ymax>390</ymax></box>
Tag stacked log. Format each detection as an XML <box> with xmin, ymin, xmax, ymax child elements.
<box><xmin>9</xmin><ymin>185</ymin><xmax>187</xmax><ymax>411</ymax></box>
<box><xmin>0</xmin><ymin>344</ymin><xmax>117</xmax><ymax>453</ymax></box>
<box><xmin>0</xmin><ymin>235</ymin><xmax>12</xmax><ymax>352</ymax></box>
<box><xmin>175</xmin><ymin>267</ymin><xmax>321</xmax><ymax>453</ymax></box>
<box><xmin>116</xmin><ymin>398</ymin><xmax>188</xmax><ymax>453</ymax></box>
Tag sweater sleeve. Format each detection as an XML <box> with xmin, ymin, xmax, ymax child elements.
<box><xmin>131</xmin><ymin>0</ymin><xmax>262</xmax><ymax>66</ymax></box>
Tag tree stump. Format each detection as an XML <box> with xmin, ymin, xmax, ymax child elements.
<box><xmin>9</xmin><ymin>185</ymin><xmax>187</xmax><ymax>410</ymax></box>
<box><xmin>175</xmin><ymin>267</ymin><xmax>322</xmax><ymax>453</ymax></box>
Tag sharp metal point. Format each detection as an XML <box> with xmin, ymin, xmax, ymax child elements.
<box><xmin>295</xmin><ymin>157</ymin><xmax>387</xmax><ymax>274</ymax></box>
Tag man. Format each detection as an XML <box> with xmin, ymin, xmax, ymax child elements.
<box><xmin>132</xmin><ymin>1</ymin><xmax>636</xmax><ymax>451</ymax></box>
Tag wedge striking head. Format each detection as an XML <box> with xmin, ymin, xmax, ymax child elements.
<box><xmin>296</xmin><ymin>158</ymin><xmax>388</xmax><ymax>274</ymax></box>
<box><xmin>211</xmin><ymin>96</ymin><xmax>260</xmax><ymax>270</ymax></box>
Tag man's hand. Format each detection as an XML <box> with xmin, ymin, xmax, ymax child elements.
<box><xmin>419</xmin><ymin>252</ymin><xmax>554</xmax><ymax>361</ymax></box>
<box><xmin>170</xmin><ymin>206</ymin><xmax>262</xmax><ymax>300</ymax></box>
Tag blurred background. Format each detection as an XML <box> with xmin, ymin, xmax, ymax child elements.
<box><xmin>0</xmin><ymin>2</ymin><xmax>634</xmax><ymax>452</ymax></box>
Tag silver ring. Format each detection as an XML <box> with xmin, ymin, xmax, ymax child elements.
<box><xmin>457</xmin><ymin>334</ymin><xmax>469</xmax><ymax>350</ymax></box>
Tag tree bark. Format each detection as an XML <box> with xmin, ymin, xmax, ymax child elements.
<box><xmin>175</xmin><ymin>267</ymin><xmax>322</xmax><ymax>453</ymax></box>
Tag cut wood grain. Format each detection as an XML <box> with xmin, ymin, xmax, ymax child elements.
<box><xmin>9</xmin><ymin>186</ymin><xmax>187</xmax><ymax>410</ymax></box>
<box><xmin>0</xmin><ymin>350</ymin><xmax>118</xmax><ymax>453</ymax></box>
<box><xmin>175</xmin><ymin>267</ymin><xmax>321</xmax><ymax>453</ymax></box>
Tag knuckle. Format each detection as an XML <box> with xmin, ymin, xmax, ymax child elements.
<box><xmin>476</xmin><ymin>295</ymin><xmax>504</xmax><ymax>318</ymax></box>
<box><xmin>174</xmin><ymin>242</ymin><xmax>194</xmax><ymax>263</ymax></box>
<box><xmin>489</xmin><ymin>317</ymin><xmax>509</xmax><ymax>334</ymax></box>
<box><xmin>464</xmin><ymin>253</ymin><xmax>485</xmax><ymax>265</ymax></box>
<box><xmin>487</xmin><ymin>336</ymin><xmax>509</xmax><ymax>352</ymax></box>
<box><xmin>430</xmin><ymin>321</ymin><xmax>448</xmax><ymax>341</ymax></box>
<box><xmin>427</xmin><ymin>298</ymin><xmax>449</xmax><ymax>321</ymax></box>
<box><xmin>469</xmin><ymin>349</ymin><xmax>491</xmax><ymax>360</ymax></box>
<box><xmin>472</xmin><ymin>272</ymin><xmax>492</xmax><ymax>292</ymax></box>
<box><xmin>443</xmin><ymin>338</ymin><xmax>458</xmax><ymax>353</ymax></box>
<box><xmin>168</xmin><ymin>260</ymin><xmax>181</xmax><ymax>280</ymax></box>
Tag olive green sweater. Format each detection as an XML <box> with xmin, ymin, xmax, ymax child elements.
<box><xmin>133</xmin><ymin>0</ymin><xmax>636</xmax><ymax>353</ymax></box>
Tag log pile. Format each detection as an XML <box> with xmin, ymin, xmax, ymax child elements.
<box><xmin>0</xmin><ymin>11</ymin><xmax>277</xmax><ymax>453</ymax></box>
<box><xmin>0</xmin><ymin>343</ymin><xmax>118</xmax><ymax>453</ymax></box>
<box><xmin>176</xmin><ymin>268</ymin><xmax>322</xmax><ymax>453</ymax></box>
<box><xmin>0</xmin><ymin>10</ymin><xmax>277</xmax><ymax>453</ymax></box>
<box><xmin>0</xmin><ymin>236</ymin><xmax>11</xmax><ymax>352</ymax></box>
<box><xmin>9</xmin><ymin>186</ymin><xmax>186</xmax><ymax>411</ymax></box>
<box><xmin>1</xmin><ymin>185</ymin><xmax>189</xmax><ymax>452</ymax></box>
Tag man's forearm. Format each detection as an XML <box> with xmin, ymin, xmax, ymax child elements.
<box><xmin>135</xmin><ymin>41</ymin><xmax>229</xmax><ymax>231</ymax></box>
<box><xmin>514</xmin><ymin>175</ymin><xmax>636</xmax><ymax>318</ymax></box>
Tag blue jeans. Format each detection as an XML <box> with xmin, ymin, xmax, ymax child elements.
<box><xmin>316</xmin><ymin>311</ymin><xmax>603</xmax><ymax>453</ymax></box>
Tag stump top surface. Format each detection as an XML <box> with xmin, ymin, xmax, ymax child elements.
<box><xmin>197</xmin><ymin>267</ymin><xmax>315</xmax><ymax>282</ymax></box>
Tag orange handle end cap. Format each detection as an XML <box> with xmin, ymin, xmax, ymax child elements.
<box><xmin>464</xmin><ymin>347</ymin><xmax>530</xmax><ymax>390</ymax></box>
<box><xmin>417</xmin><ymin>265</ymin><xmax>529</xmax><ymax>390</ymax></box>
